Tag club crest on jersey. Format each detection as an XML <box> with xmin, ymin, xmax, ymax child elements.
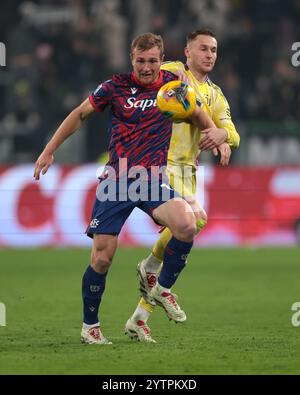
<box><xmin>90</xmin><ymin>218</ymin><xmax>100</xmax><ymax>228</ymax></box>
<box><xmin>124</xmin><ymin>97</ymin><xmax>157</xmax><ymax>111</ymax></box>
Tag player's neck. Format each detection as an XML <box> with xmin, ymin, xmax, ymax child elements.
<box><xmin>132</xmin><ymin>71</ymin><xmax>163</xmax><ymax>88</ymax></box>
<box><xmin>187</xmin><ymin>63</ymin><xmax>208</xmax><ymax>83</ymax></box>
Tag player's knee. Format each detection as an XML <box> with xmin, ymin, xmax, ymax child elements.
<box><xmin>91</xmin><ymin>248</ymin><xmax>113</xmax><ymax>273</ymax></box>
<box><xmin>174</xmin><ymin>220</ymin><xmax>197</xmax><ymax>241</ymax></box>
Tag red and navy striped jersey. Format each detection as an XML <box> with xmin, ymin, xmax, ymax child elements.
<box><xmin>89</xmin><ymin>70</ymin><xmax>176</xmax><ymax>175</ymax></box>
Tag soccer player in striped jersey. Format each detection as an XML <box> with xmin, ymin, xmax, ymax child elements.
<box><xmin>33</xmin><ymin>33</ymin><xmax>229</xmax><ymax>345</ymax></box>
<box><xmin>125</xmin><ymin>29</ymin><xmax>240</xmax><ymax>343</ymax></box>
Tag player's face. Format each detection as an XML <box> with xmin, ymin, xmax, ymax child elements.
<box><xmin>131</xmin><ymin>47</ymin><xmax>163</xmax><ymax>85</ymax></box>
<box><xmin>185</xmin><ymin>35</ymin><xmax>217</xmax><ymax>74</ymax></box>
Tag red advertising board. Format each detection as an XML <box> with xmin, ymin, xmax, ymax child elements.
<box><xmin>0</xmin><ymin>165</ymin><xmax>299</xmax><ymax>247</ymax></box>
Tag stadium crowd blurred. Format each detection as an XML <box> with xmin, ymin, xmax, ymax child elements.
<box><xmin>0</xmin><ymin>0</ymin><xmax>300</xmax><ymax>163</ymax></box>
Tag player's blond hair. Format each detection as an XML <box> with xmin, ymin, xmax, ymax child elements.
<box><xmin>131</xmin><ymin>33</ymin><xmax>164</xmax><ymax>57</ymax></box>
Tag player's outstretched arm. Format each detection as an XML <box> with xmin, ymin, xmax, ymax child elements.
<box><xmin>34</xmin><ymin>98</ymin><xmax>95</xmax><ymax>180</ymax></box>
<box><xmin>187</xmin><ymin>106</ymin><xmax>215</xmax><ymax>130</ymax></box>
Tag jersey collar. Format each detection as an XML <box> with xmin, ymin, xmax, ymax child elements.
<box><xmin>184</xmin><ymin>63</ymin><xmax>209</xmax><ymax>83</ymax></box>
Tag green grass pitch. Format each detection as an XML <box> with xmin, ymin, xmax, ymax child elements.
<box><xmin>0</xmin><ymin>247</ymin><xmax>300</xmax><ymax>375</ymax></box>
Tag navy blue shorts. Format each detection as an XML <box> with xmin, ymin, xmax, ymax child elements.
<box><xmin>86</xmin><ymin>176</ymin><xmax>180</xmax><ymax>237</ymax></box>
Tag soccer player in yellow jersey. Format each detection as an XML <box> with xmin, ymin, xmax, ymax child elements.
<box><xmin>125</xmin><ymin>29</ymin><xmax>240</xmax><ymax>342</ymax></box>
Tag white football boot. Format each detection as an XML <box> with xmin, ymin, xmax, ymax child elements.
<box><xmin>80</xmin><ymin>324</ymin><xmax>112</xmax><ymax>344</ymax></box>
<box><xmin>149</xmin><ymin>283</ymin><xmax>187</xmax><ymax>323</ymax></box>
<box><xmin>137</xmin><ymin>260</ymin><xmax>159</xmax><ymax>305</ymax></box>
<box><xmin>124</xmin><ymin>318</ymin><xmax>156</xmax><ymax>343</ymax></box>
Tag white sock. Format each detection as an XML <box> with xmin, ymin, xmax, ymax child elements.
<box><xmin>132</xmin><ymin>305</ymin><xmax>151</xmax><ymax>323</ymax></box>
<box><xmin>144</xmin><ymin>253</ymin><xmax>162</xmax><ymax>273</ymax></box>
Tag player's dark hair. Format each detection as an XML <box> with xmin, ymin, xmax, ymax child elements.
<box><xmin>131</xmin><ymin>33</ymin><xmax>164</xmax><ymax>57</ymax></box>
<box><xmin>186</xmin><ymin>29</ymin><xmax>216</xmax><ymax>44</ymax></box>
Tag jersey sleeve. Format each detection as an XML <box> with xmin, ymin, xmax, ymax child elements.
<box><xmin>89</xmin><ymin>80</ymin><xmax>114</xmax><ymax>112</ymax></box>
<box><xmin>212</xmin><ymin>89</ymin><xmax>240</xmax><ymax>148</ymax></box>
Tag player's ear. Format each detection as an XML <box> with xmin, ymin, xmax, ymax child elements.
<box><xmin>130</xmin><ymin>52</ymin><xmax>134</xmax><ymax>66</ymax></box>
<box><xmin>184</xmin><ymin>46</ymin><xmax>189</xmax><ymax>59</ymax></box>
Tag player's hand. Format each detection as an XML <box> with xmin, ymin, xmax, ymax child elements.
<box><xmin>199</xmin><ymin>128</ymin><xmax>228</xmax><ymax>151</ymax></box>
<box><xmin>173</xmin><ymin>70</ymin><xmax>191</xmax><ymax>84</ymax></box>
<box><xmin>34</xmin><ymin>151</ymin><xmax>54</xmax><ymax>180</ymax></box>
<box><xmin>213</xmin><ymin>143</ymin><xmax>231</xmax><ymax>166</ymax></box>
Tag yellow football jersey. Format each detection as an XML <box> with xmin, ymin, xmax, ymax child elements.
<box><xmin>161</xmin><ymin>61</ymin><xmax>240</xmax><ymax>168</ymax></box>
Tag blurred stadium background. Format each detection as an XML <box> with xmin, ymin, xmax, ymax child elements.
<box><xmin>1</xmin><ymin>0</ymin><xmax>300</xmax><ymax>376</ymax></box>
<box><xmin>0</xmin><ymin>0</ymin><xmax>300</xmax><ymax>247</ymax></box>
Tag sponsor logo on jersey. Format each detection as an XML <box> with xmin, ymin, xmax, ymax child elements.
<box><xmin>124</xmin><ymin>97</ymin><xmax>157</xmax><ymax>111</ymax></box>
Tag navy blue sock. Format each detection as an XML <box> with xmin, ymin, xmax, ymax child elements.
<box><xmin>158</xmin><ymin>237</ymin><xmax>193</xmax><ymax>289</ymax></box>
<box><xmin>82</xmin><ymin>265</ymin><xmax>107</xmax><ymax>325</ymax></box>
